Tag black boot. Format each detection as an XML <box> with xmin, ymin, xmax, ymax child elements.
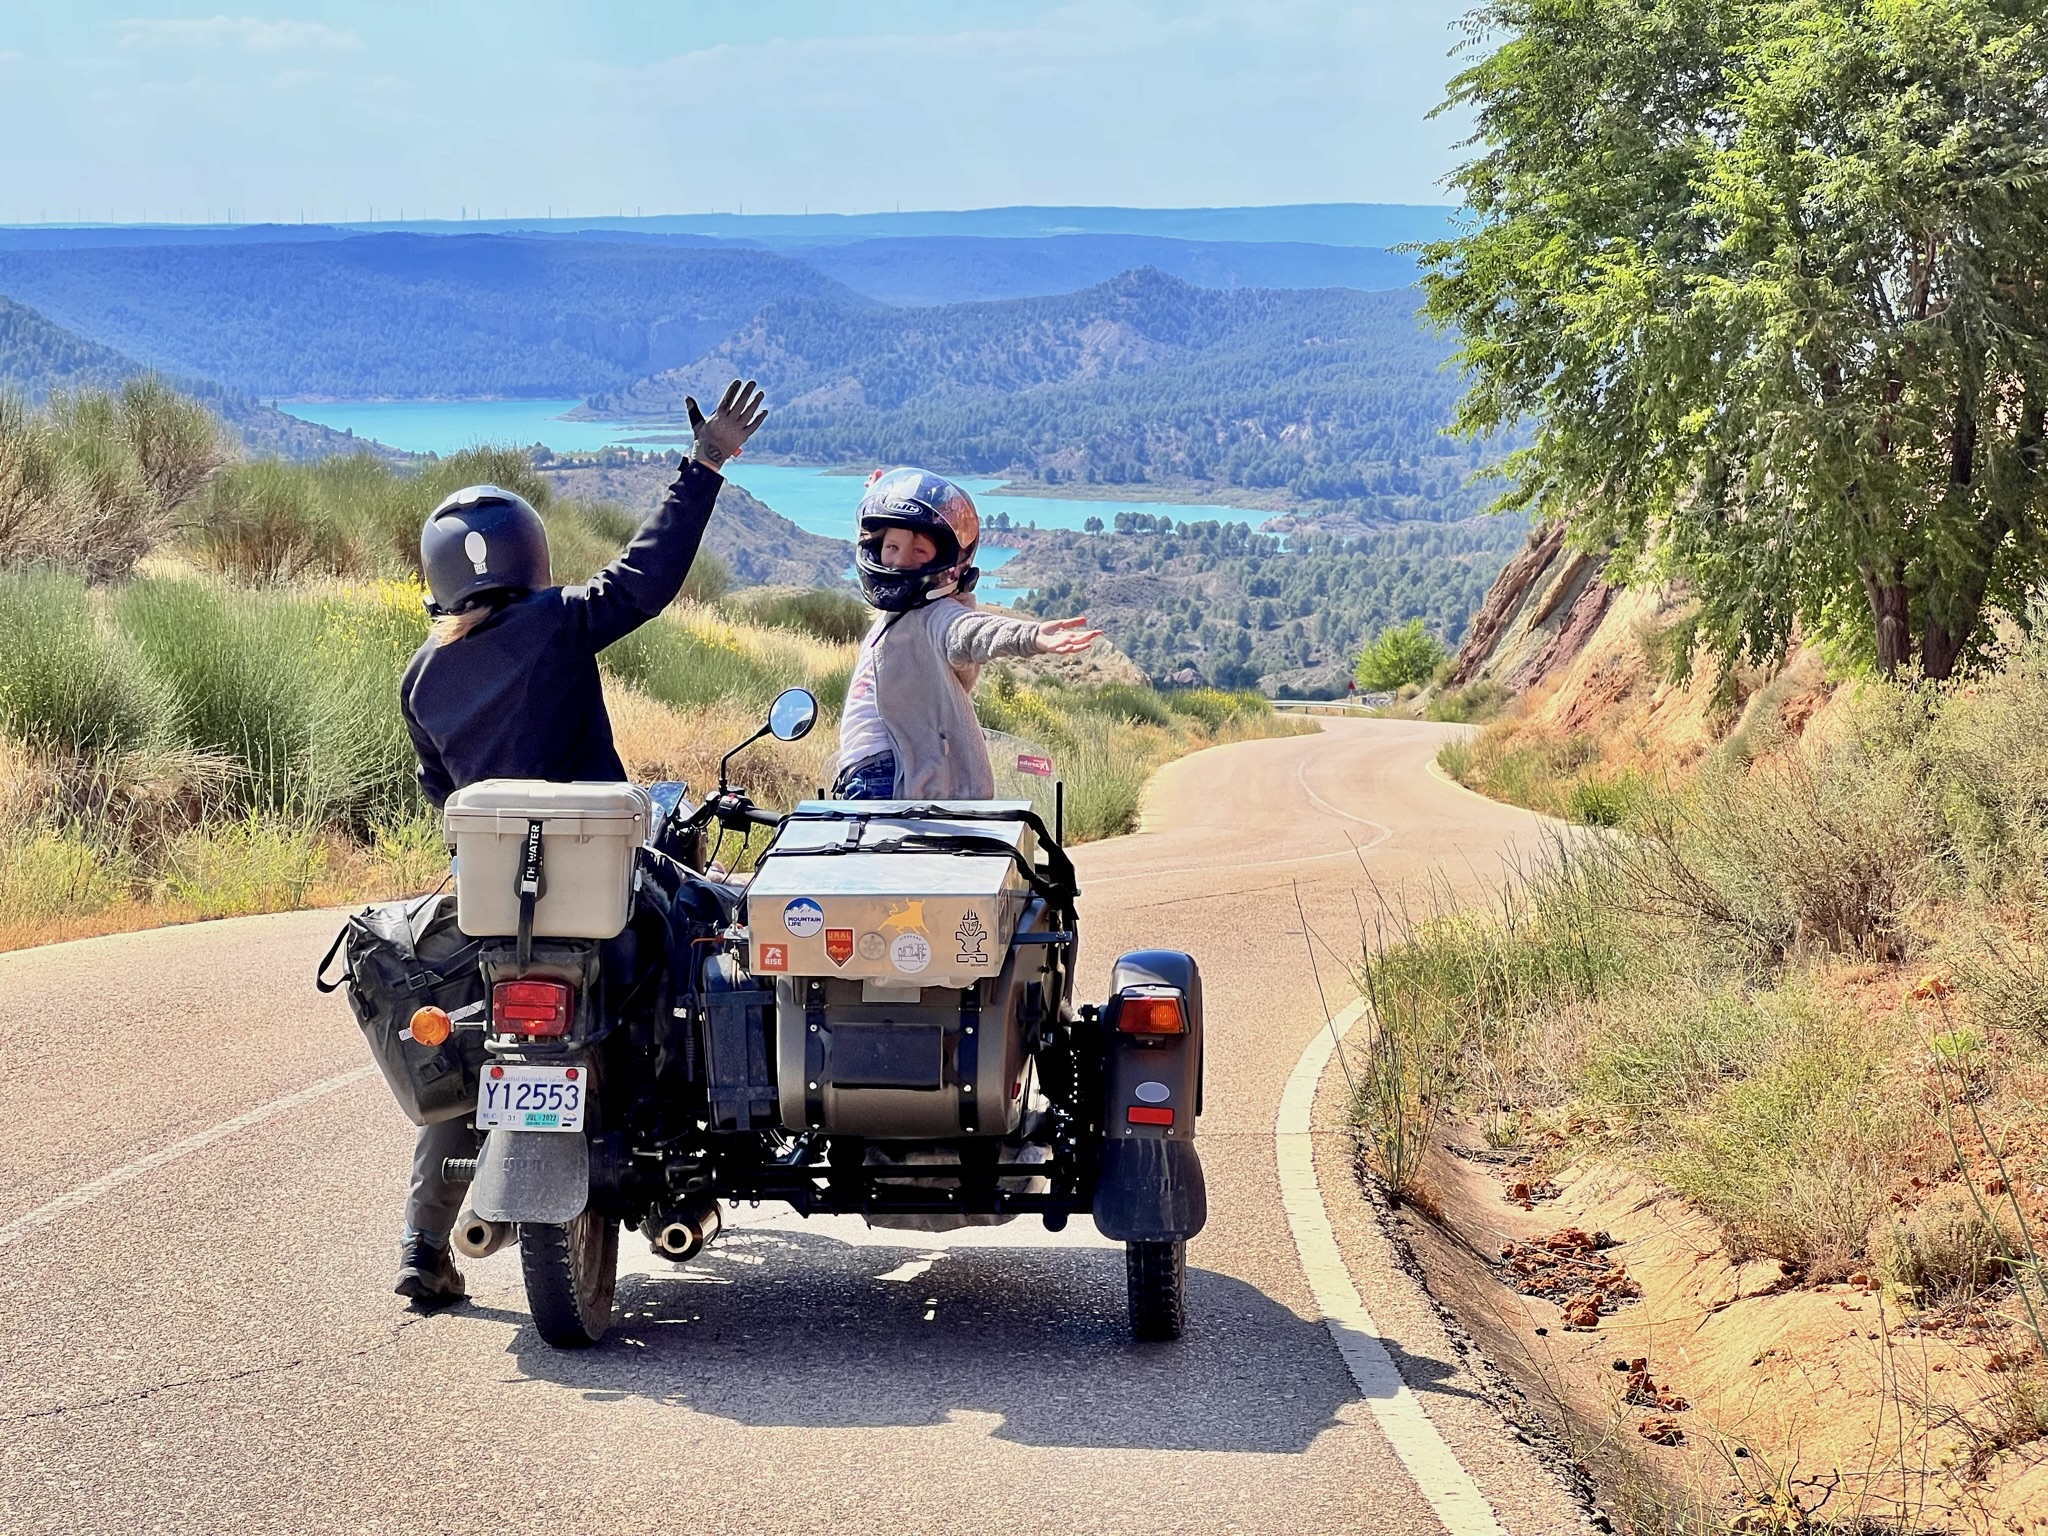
<box><xmin>394</xmin><ymin>1235</ymin><xmax>467</xmax><ymax>1306</ymax></box>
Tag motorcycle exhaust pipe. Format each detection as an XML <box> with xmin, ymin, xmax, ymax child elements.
<box><xmin>453</xmin><ymin>1209</ymin><xmax>513</xmax><ymax>1260</ymax></box>
<box><xmin>646</xmin><ymin>1200</ymin><xmax>722</xmax><ymax>1263</ymax></box>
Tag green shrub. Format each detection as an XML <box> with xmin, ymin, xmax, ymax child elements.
<box><xmin>1163</xmin><ymin>687</ymin><xmax>1267</xmax><ymax>729</ymax></box>
<box><xmin>1879</xmin><ymin>1183</ymin><xmax>2016</xmax><ymax>1305</ymax></box>
<box><xmin>1424</xmin><ymin>678</ymin><xmax>1510</xmax><ymax>723</ymax></box>
<box><xmin>0</xmin><ymin>566</ymin><xmax>168</xmax><ymax>753</ymax></box>
<box><xmin>189</xmin><ymin>459</ymin><xmax>363</xmax><ymax>582</ymax></box>
<box><xmin>1650</xmin><ymin>991</ymin><xmax>1896</xmax><ymax>1279</ymax></box>
<box><xmin>112</xmin><ymin>577</ymin><xmax>423</xmax><ymax>825</ymax></box>
<box><xmin>722</xmin><ymin>585</ymin><xmax>867</xmax><ymax>643</ymax></box>
<box><xmin>1356</xmin><ymin>619</ymin><xmax>1449</xmax><ymax>692</ymax></box>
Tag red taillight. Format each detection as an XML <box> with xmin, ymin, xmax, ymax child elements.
<box><xmin>1116</xmin><ymin>989</ymin><xmax>1187</xmax><ymax>1035</ymax></box>
<box><xmin>1126</xmin><ymin>1105</ymin><xmax>1174</xmax><ymax>1126</ymax></box>
<box><xmin>493</xmin><ymin>979</ymin><xmax>572</xmax><ymax>1037</ymax></box>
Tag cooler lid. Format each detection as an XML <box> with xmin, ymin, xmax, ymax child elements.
<box><xmin>444</xmin><ymin>779</ymin><xmax>652</xmax><ymax>831</ymax></box>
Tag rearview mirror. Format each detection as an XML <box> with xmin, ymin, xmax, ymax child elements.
<box><xmin>768</xmin><ymin>688</ymin><xmax>818</xmax><ymax>743</ymax></box>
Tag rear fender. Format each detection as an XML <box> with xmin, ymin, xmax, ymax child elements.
<box><xmin>469</xmin><ymin>1129</ymin><xmax>589</xmax><ymax>1224</ymax></box>
<box><xmin>1091</xmin><ymin>949</ymin><xmax>1207</xmax><ymax>1242</ymax></box>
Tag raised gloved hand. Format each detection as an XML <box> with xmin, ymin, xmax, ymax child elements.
<box><xmin>686</xmin><ymin>378</ymin><xmax>769</xmax><ymax>471</ymax></box>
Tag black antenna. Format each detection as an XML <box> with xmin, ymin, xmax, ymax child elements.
<box><xmin>1055</xmin><ymin>780</ymin><xmax>1064</xmax><ymax>846</ymax></box>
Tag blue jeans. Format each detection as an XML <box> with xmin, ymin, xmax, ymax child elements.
<box><xmin>833</xmin><ymin>752</ymin><xmax>898</xmax><ymax>800</ymax></box>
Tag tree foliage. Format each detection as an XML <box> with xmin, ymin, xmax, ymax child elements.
<box><xmin>999</xmin><ymin>514</ymin><xmax>1521</xmax><ymax>690</ymax></box>
<box><xmin>1355</xmin><ymin>619</ymin><xmax>1449</xmax><ymax>692</ymax></box>
<box><xmin>1423</xmin><ymin>0</ymin><xmax>2048</xmax><ymax>679</ymax></box>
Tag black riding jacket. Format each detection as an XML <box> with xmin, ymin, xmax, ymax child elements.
<box><xmin>400</xmin><ymin>461</ymin><xmax>722</xmax><ymax>807</ymax></box>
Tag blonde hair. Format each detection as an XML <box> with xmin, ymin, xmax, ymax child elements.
<box><xmin>430</xmin><ymin>607</ymin><xmax>493</xmax><ymax>646</ymax></box>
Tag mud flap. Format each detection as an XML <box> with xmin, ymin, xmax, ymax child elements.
<box><xmin>1091</xmin><ymin>1136</ymin><xmax>1207</xmax><ymax>1242</ymax></box>
<box><xmin>469</xmin><ymin>1129</ymin><xmax>589</xmax><ymax>1224</ymax></box>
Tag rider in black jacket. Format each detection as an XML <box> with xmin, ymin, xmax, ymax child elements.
<box><xmin>393</xmin><ymin>379</ymin><xmax>767</xmax><ymax>1305</ymax></box>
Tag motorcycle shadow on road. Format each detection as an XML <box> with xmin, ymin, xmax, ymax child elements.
<box><xmin>492</xmin><ymin>1226</ymin><xmax>1381</xmax><ymax>1453</ymax></box>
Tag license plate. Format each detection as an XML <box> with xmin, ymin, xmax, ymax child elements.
<box><xmin>476</xmin><ymin>1066</ymin><xmax>586</xmax><ymax>1133</ymax></box>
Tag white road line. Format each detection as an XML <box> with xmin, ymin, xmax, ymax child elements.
<box><xmin>0</xmin><ymin>1066</ymin><xmax>377</xmax><ymax>1250</ymax></box>
<box><xmin>1294</xmin><ymin>758</ymin><xmax>1395</xmax><ymax>840</ymax></box>
<box><xmin>1277</xmin><ymin>1000</ymin><xmax>1506</xmax><ymax>1536</ymax></box>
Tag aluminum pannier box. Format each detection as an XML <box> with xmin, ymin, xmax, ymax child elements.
<box><xmin>745</xmin><ymin>801</ymin><xmax>1037</xmax><ymax>991</ymax></box>
<box><xmin>443</xmin><ymin>780</ymin><xmax>652</xmax><ymax>940</ymax></box>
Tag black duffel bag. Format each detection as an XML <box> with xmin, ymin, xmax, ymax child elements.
<box><xmin>317</xmin><ymin>892</ymin><xmax>488</xmax><ymax>1126</ymax></box>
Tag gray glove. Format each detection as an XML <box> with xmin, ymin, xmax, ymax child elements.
<box><xmin>686</xmin><ymin>378</ymin><xmax>768</xmax><ymax>470</ymax></box>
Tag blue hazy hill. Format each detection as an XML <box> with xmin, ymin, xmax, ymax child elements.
<box><xmin>789</xmin><ymin>235</ymin><xmax>1416</xmax><ymax>306</ymax></box>
<box><xmin>0</xmin><ymin>235</ymin><xmax>869</xmax><ymax>398</ymax></box>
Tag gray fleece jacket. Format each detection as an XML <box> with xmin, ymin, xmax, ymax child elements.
<box><xmin>857</xmin><ymin>597</ymin><xmax>1045</xmax><ymax>799</ymax></box>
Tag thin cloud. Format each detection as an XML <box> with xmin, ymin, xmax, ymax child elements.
<box><xmin>116</xmin><ymin>17</ymin><xmax>360</xmax><ymax>53</ymax></box>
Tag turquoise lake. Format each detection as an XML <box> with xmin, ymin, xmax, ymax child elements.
<box><xmin>275</xmin><ymin>398</ymin><xmax>1275</xmax><ymax>543</ymax></box>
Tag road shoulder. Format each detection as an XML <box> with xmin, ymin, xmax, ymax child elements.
<box><xmin>1306</xmin><ymin>1008</ymin><xmax>1594</xmax><ymax>1536</ymax></box>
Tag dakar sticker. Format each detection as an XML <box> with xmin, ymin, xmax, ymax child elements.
<box><xmin>955</xmin><ymin>909</ymin><xmax>990</xmax><ymax>967</ymax></box>
<box><xmin>824</xmin><ymin>928</ymin><xmax>855</xmax><ymax>967</ymax></box>
<box><xmin>889</xmin><ymin>932</ymin><xmax>931</xmax><ymax>975</ymax></box>
<box><xmin>782</xmin><ymin>898</ymin><xmax>824</xmax><ymax>938</ymax></box>
<box><xmin>857</xmin><ymin>931</ymin><xmax>887</xmax><ymax>961</ymax></box>
<box><xmin>758</xmin><ymin>942</ymin><xmax>788</xmax><ymax>973</ymax></box>
<box><xmin>1015</xmin><ymin>753</ymin><xmax>1055</xmax><ymax>778</ymax></box>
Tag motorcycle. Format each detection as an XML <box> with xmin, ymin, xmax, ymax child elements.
<box><xmin>337</xmin><ymin>688</ymin><xmax>1205</xmax><ymax>1348</ymax></box>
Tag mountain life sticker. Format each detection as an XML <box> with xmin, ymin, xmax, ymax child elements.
<box><xmin>825</xmin><ymin>929</ymin><xmax>854</xmax><ymax>966</ymax></box>
<box><xmin>955</xmin><ymin>909</ymin><xmax>990</xmax><ymax>966</ymax></box>
<box><xmin>782</xmin><ymin>898</ymin><xmax>824</xmax><ymax>938</ymax></box>
<box><xmin>890</xmin><ymin>933</ymin><xmax>931</xmax><ymax>975</ymax></box>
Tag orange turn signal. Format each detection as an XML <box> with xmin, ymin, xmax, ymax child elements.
<box><xmin>408</xmin><ymin>1005</ymin><xmax>453</xmax><ymax>1047</ymax></box>
<box><xmin>1116</xmin><ymin>991</ymin><xmax>1187</xmax><ymax>1035</ymax></box>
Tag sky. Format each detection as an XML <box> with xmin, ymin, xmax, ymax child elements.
<box><xmin>0</xmin><ymin>2</ymin><xmax>1478</xmax><ymax>225</ymax></box>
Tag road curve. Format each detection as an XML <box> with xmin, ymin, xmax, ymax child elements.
<box><xmin>0</xmin><ymin>718</ymin><xmax>1577</xmax><ymax>1536</ymax></box>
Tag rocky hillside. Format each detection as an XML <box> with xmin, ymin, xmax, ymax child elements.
<box><xmin>1442</xmin><ymin>522</ymin><xmax>1832</xmax><ymax>766</ymax></box>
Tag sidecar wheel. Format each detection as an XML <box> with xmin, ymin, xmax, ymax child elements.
<box><xmin>521</xmin><ymin>1208</ymin><xmax>618</xmax><ymax>1348</ymax></box>
<box><xmin>1125</xmin><ymin>1238</ymin><xmax>1185</xmax><ymax>1341</ymax></box>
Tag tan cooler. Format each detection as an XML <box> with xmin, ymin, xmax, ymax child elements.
<box><xmin>745</xmin><ymin>802</ymin><xmax>1036</xmax><ymax>990</ymax></box>
<box><xmin>444</xmin><ymin>780</ymin><xmax>652</xmax><ymax>940</ymax></box>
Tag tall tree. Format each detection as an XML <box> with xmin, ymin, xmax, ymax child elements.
<box><xmin>1423</xmin><ymin>0</ymin><xmax>2048</xmax><ymax>678</ymax></box>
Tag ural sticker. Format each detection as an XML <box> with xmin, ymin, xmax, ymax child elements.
<box><xmin>890</xmin><ymin>933</ymin><xmax>931</xmax><ymax>975</ymax></box>
<box><xmin>782</xmin><ymin>898</ymin><xmax>824</xmax><ymax>938</ymax></box>
<box><xmin>825</xmin><ymin>928</ymin><xmax>854</xmax><ymax>966</ymax></box>
<box><xmin>857</xmin><ymin>932</ymin><xmax>887</xmax><ymax>961</ymax></box>
<box><xmin>955</xmin><ymin>909</ymin><xmax>990</xmax><ymax>966</ymax></box>
<box><xmin>758</xmin><ymin>942</ymin><xmax>789</xmax><ymax>972</ymax></box>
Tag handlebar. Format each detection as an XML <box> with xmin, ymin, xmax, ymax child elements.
<box><xmin>678</xmin><ymin>789</ymin><xmax>785</xmax><ymax>837</ymax></box>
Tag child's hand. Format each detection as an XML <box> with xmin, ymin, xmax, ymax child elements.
<box><xmin>1035</xmin><ymin>616</ymin><xmax>1102</xmax><ymax>655</ymax></box>
<box><xmin>686</xmin><ymin>379</ymin><xmax>769</xmax><ymax>470</ymax></box>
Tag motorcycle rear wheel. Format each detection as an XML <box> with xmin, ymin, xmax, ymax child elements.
<box><xmin>521</xmin><ymin>1208</ymin><xmax>618</xmax><ymax>1348</ymax></box>
<box><xmin>1125</xmin><ymin>1238</ymin><xmax>1186</xmax><ymax>1341</ymax></box>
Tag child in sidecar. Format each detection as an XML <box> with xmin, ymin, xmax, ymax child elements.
<box><xmin>833</xmin><ymin>468</ymin><xmax>1099</xmax><ymax>800</ymax></box>
<box><xmin>389</xmin><ymin>379</ymin><xmax>767</xmax><ymax>1306</ymax></box>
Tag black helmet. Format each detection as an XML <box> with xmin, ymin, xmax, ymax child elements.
<box><xmin>853</xmin><ymin>467</ymin><xmax>980</xmax><ymax>612</ymax></box>
<box><xmin>420</xmin><ymin>485</ymin><xmax>551</xmax><ymax>615</ymax></box>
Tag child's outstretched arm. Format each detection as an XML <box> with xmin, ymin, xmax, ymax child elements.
<box><xmin>572</xmin><ymin>380</ymin><xmax>768</xmax><ymax>650</ymax></box>
<box><xmin>941</xmin><ymin>608</ymin><xmax>1103</xmax><ymax>665</ymax></box>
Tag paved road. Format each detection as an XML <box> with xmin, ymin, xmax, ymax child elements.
<box><xmin>0</xmin><ymin>719</ymin><xmax>1580</xmax><ymax>1535</ymax></box>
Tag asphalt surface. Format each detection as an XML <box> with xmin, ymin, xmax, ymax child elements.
<box><xmin>0</xmin><ymin>718</ymin><xmax>1583</xmax><ymax>1535</ymax></box>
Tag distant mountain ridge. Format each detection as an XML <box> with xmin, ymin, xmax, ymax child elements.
<box><xmin>0</xmin><ymin>236</ymin><xmax>869</xmax><ymax>398</ymax></box>
<box><xmin>792</xmin><ymin>234</ymin><xmax>1416</xmax><ymax>307</ymax></box>
<box><xmin>0</xmin><ymin>294</ymin><xmax>390</xmax><ymax>460</ymax></box>
<box><xmin>588</xmin><ymin>269</ymin><xmax>1485</xmax><ymax>513</ymax></box>
<box><xmin>0</xmin><ymin>203</ymin><xmax>1450</xmax><ymax>249</ymax></box>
